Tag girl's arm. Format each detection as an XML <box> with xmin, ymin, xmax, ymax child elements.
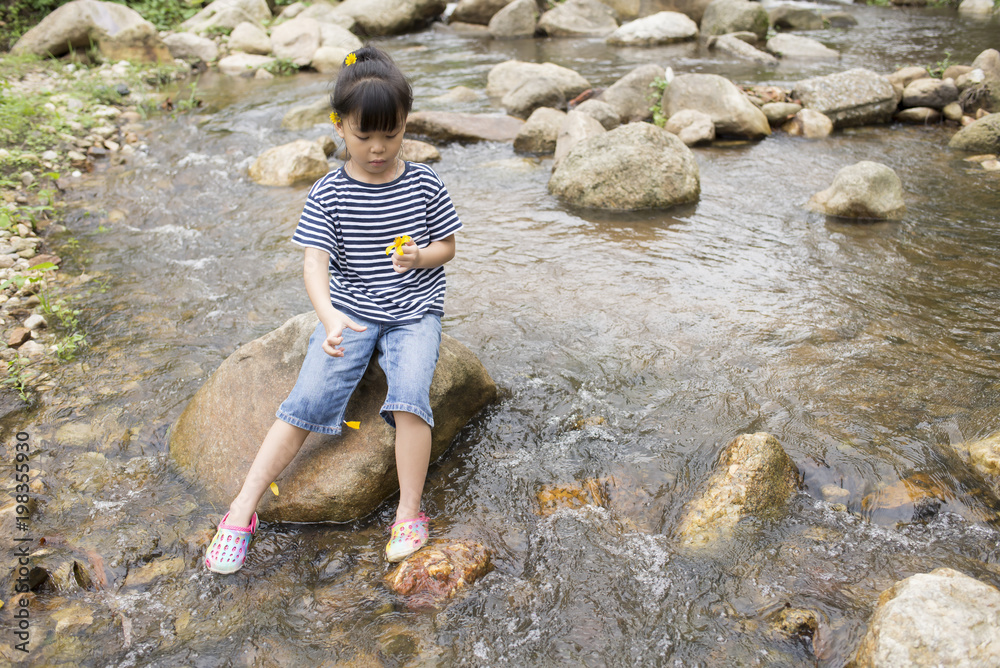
<box><xmin>392</xmin><ymin>234</ymin><xmax>456</xmax><ymax>274</ymax></box>
<box><xmin>303</xmin><ymin>247</ymin><xmax>367</xmax><ymax>357</ymax></box>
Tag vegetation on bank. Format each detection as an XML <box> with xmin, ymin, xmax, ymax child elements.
<box><xmin>0</xmin><ymin>50</ymin><xmax>196</xmax><ymax>403</ymax></box>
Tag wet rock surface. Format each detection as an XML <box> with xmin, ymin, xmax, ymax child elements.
<box><xmin>384</xmin><ymin>541</ymin><xmax>494</xmax><ymax>606</ymax></box>
<box><xmin>808</xmin><ymin>161</ymin><xmax>906</xmax><ymax>220</ymax></box>
<box><xmin>854</xmin><ymin>568</ymin><xmax>1000</xmax><ymax>667</ymax></box>
<box><xmin>549</xmin><ymin>121</ymin><xmax>700</xmax><ymax>210</ymax></box>
<box><xmin>169</xmin><ymin>312</ymin><xmax>497</xmax><ymax>522</ymax></box>
<box><xmin>793</xmin><ymin>68</ymin><xmax>897</xmax><ymax>128</ymax></box>
<box><xmin>662</xmin><ymin>73</ymin><xmax>771</xmax><ymax>139</ymax></box>
<box><xmin>674</xmin><ymin>432</ymin><xmax>800</xmax><ymax>548</ymax></box>
<box><xmin>406</xmin><ymin>111</ymin><xmax>525</xmax><ymax>143</ymax></box>
<box><xmin>247</xmin><ymin>139</ymin><xmax>330</xmax><ymax>186</ymax></box>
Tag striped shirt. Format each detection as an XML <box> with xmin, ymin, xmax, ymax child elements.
<box><xmin>292</xmin><ymin>161</ymin><xmax>463</xmax><ymax>323</ymax></box>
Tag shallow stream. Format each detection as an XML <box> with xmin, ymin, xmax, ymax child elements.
<box><xmin>3</xmin><ymin>4</ymin><xmax>1000</xmax><ymax>666</ymax></box>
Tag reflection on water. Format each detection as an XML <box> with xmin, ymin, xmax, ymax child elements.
<box><xmin>3</xmin><ymin>5</ymin><xmax>1000</xmax><ymax>665</ymax></box>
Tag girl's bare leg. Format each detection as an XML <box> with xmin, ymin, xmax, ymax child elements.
<box><xmin>393</xmin><ymin>411</ymin><xmax>432</xmax><ymax>523</ymax></box>
<box><xmin>226</xmin><ymin>419</ymin><xmax>310</xmax><ymax>527</ymax></box>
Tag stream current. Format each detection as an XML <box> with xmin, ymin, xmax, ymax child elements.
<box><xmin>3</xmin><ymin>4</ymin><xmax>1000</xmax><ymax>666</ymax></box>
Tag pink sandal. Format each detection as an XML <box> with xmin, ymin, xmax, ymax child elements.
<box><xmin>385</xmin><ymin>512</ymin><xmax>429</xmax><ymax>563</ymax></box>
<box><xmin>205</xmin><ymin>512</ymin><xmax>258</xmax><ymax>574</ymax></box>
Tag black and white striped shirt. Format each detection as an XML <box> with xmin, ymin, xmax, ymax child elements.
<box><xmin>292</xmin><ymin>162</ymin><xmax>463</xmax><ymax>323</ymax></box>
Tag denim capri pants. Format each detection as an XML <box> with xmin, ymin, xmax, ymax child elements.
<box><xmin>276</xmin><ymin>312</ymin><xmax>441</xmax><ymax>435</ymax></box>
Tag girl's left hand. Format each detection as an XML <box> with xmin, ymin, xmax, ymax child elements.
<box><xmin>392</xmin><ymin>240</ymin><xmax>420</xmax><ymax>273</ymax></box>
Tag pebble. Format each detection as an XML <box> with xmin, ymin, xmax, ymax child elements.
<box><xmin>18</xmin><ymin>340</ymin><xmax>45</xmax><ymax>357</ymax></box>
<box><xmin>983</xmin><ymin>160</ymin><xmax>1000</xmax><ymax>172</ymax></box>
<box><xmin>71</xmin><ymin>171</ymin><xmax>81</xmax><ymax>178</ymax></box>
<box><xmin>0</xmin><ymin>149</ymin><xmax>9</xmax><ymax>160</ymax></box>
<box><xmin>67</xmin><ymin>150</ymin><xmax>86</xmax><ymax>163</ymax></box>
<box><xmin>21</xmin><ymin>172</ymin><xmax>34</xmax><ymax>188</ymax></box>
<box><xmin>24</xmin><ymin>313</ymin><xmax>49</xmax><ymax>331</ymax></box>
<box><xmin>66</xmin><ymin>97</ymin><xmax>83</xmax><ymax>112</ymax></box>
<box><xmin>0</xmin><ymin>256</ymin><xmax>15</xmax><ymax>269</ymax></box>
<box><xmin>105</xmin><ymin>140</ymin><xmax>120</xmax><ymax>152</ymax></box>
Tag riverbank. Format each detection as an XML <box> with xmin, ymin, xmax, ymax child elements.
<box><xmin>0</xmin><ymin>54</ymin><xmax>196</xmax><ymax>409</ymax></box>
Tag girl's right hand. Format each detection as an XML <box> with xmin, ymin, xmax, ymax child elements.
<box><xmin>322</xmin><ymin>314</ymin><xmax>367</xmax><ymax>357</ymax></box>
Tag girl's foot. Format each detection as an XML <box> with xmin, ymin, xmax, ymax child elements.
<box><xmin>205</xmin><ymin>512</ymin><xmax>258</xmax><ymax>574</ymax></box>
<box><xmin>385</xmin><ymin>512</ymin><xmax>429</xmax><ymax>563</ymax></box>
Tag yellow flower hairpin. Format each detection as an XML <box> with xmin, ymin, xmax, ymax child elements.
<box><xmin>345</xmin><ymin>52</ymin><xmax>357</xmax><ymax>67</ymax></box>
<box><xmin>385</xmin><ymin>235</ymin><xmax>412</xmax><ymax>256</ymax></box>
<box><xmin>330</xmin><ymin>111</ymin><xmax>340</xmax><ymax>124</ymax></box>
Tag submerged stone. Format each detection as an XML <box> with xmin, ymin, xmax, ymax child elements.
<box><xmin>808</xmin><ymin>161</ymin><xmax>906</xmax><ymax>220</ymax></box>
<box><xmin>384</xmin><ymin>541</ymin><xmax>493</xmax><ymax>605</ymax></box>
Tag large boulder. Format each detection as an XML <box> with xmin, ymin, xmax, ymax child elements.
<box><xmin>552</xmin><ymin>110</ymin><xmax>606</xmax><ymax>166</ymax></box>
<box><xmin>400</xmin><ymin>138</ymin><xmax>441</xmax><ymax>163</ymax></box>
<box><xmin>282</xmin><ymin>98</ymin><xmax>333</xmax><ymax>130</ymax></box>
<box><xmin>295</xmin><ymin>1</ymin><xmax>357</xmax><ymax>31</ymax></box>
<box><xmin>548</xmin><ymin>122</ymin><xmax>700</xmax><ymax>210</ymax></box>
<box><xmin>854</xmin><ymin>568</ymin><xmax>1000</xmax><ymax>667</ymax></box>
<box><xmin>248</xmin><ymin>139</ymin><xmax>330</xmax><ymax>186</ymax></box>
<box><xmin>162</xmin><ymin>32</ymin><xmax>219</xmax><ymax>63</ymax></box>
<box><xmin>319</xmin><ymin>23</ymin><xmax>364</xmax><ymax>51</ymax></box>
<box><xmin>270</xmin><ymin>17</ymin><xmax>322</xmax><ymax>67</ymax></box>
<box><xmin>766</xmin><ymin>33</ymin><xmax>839</xmax><ymax>60</ymax></box>
<box><xmin>963</xmin><ymin>49</ymin><xmax>1000</xmax><ymax>113</ymax></box>
<box><xmin>661</xmin><ymin>73</ymin><xmax>771</xmax><ymax>139</ymax></box>
<box><xmin>514</xmin><ymin>107</ymin><xmax>567</xmax><ymax>154</ymax></box>
<box><xmin>537</xmin><ymin>0</ymin><xmax>618</xmax><ymax>37</ymax></box>
<box><xmin>769</xmin><ymin>5</ymin><xmax>825</xmax><ymax>31</ymax></box>
<box><xmin>597</xmin><ymin>63</ymin><xmax>665</xmax><ymax>122</ymax></box>
<box><xmin>486</xmin><ymin>61</ymin><xmax>590</xmax><ymax>100</ymax></box>
<box><xmin>182</xmin><ymin>0</ymin><xmax>269</xmax><ymax>34</ymax></box>
<box><xmin>707</xmin><ymin>33</ymin><xmax>778</xmax><ymax>65</ymax></box>
<box><xmin>605</xmin><ymin>11</ymin><xmax>698</xmax><ymax>46</ymax></box>
<box><xmin>406</xmin><ymin>111</ymin><xmax>525</xmax><ymax>143</ymax></box>
<box><xmin>604</xmin><ymin>0</ymin><xmax>641</xmax><ymax>20</ymax></box>
<box><xmin>228</xmin><ymin>21</ymin><xmax>271</xmax><ymax>56</ymax></box>
<box><xmin>639</xmin><ymin>0</ymin><xmax>712</xmax><ymax>22</ymax></box>
<box><xmin>674</xmin><ymin>432</ymin><xmax>799</xmax><ymax>548</ymax></box>
<box><xmin>948</xmin><ymin>113</ymin><xmax>1000</xmax><ymax>152</ymax></box>
<box><xmin>218</xmin><ymin>52</ymin><xmax>275</xmax><ymax>77</ymax></box>
<box><xmin>502</xmin><ymin>78</ymin><xmax>566</xmax><ymax>118</ymax></box>
<box><xmin>901</xmin><ymin>78</ymin><xmax>958</xmax><ymax>109</ymax></box>
<box><xmin>331</xmin><ymin>0</ymin><xmax>447</xmax><ymax>35</ymax></box>
<box><xmin>311</xmin><ymin>46</ymin><xmax>351</xmax><ymax>74</ymax></box>
<box><xmin>12</xmin><ymin>0</ymin><xmax>170</xmax><ymax>62</ymax></box>
<box><xmin>700</xmin><ymin>0</ymin><xmax>769</xmax><ymax>41</ymax></box>
<box><xmin>792</xmin><ymin>68</ymin><xmax>897</xmax><ymax>128</ymax></box>
<box><xmin>808</xmin><ymin>161</ymin><xmax>906</xmax><ymax>220</ymax></box>
<box><xmin>958</xmin><ymin>0</ymin><xmax>996</xmax><ymax>15</ymax></box>
<box><xmin>170</xmin><ymin>312</ymin><xmax>497</xmax><ymax>522</ymax></box>
<box><xmin>488</xmin><ymin>0</ymin><xmax>539</xmax><ymax>38</ymax></box>
<box><xmin>452</xmin><ymin>0</ymin><xmax>513</xmax><ymax>24</ymax></box>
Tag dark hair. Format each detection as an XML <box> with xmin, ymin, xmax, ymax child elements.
<box><xmin>330</xmin><ymin>46</ymin><xmax>412</xmax><ymax>133</ymax></box>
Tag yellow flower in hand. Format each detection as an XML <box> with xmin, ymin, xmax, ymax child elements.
<box><xmin>344</xmin><ymin>421</ymin><xmax>360</xmax><ymax>430</ymax></box>
<box><xmin>385</xmin><ymin>235</ymin><xmax>412</xmax><ymax>256</ymax></box>
<box><xmin>345</xmin><ymin>52</ymin><xmax>357</xmax><ymax>67</ymax></box>
<box><xmin>269</xmin><ymin>482</ymin><xmax>279</xmax><ymax>496</ymax></box>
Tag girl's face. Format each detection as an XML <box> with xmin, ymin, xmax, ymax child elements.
<box><xmin>334</xmin><ymin>113</ymin><xmax>406</xmax><ymax>184</ymax></box>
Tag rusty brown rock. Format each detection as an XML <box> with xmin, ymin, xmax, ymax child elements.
<box><xmin>385</xmin><ymin>541</ymin><xmax>493</xmax><ymax>605</ymax></box>
<box><xmin>169</xmin><ymin>312</ymin><xmax>497</xmax><ymax>522</ymax></box>
<box><xmin>7</xmin><ymin>327</ymin><xmax>31</xmax><ymax>348</ymax></box>
<box><xmin>536</xmin><ymin>477</ymin><xmax>611</xmax><ymax>515</ymax></box>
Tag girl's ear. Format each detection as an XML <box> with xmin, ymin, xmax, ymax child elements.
<box><xmin>334</xmin><ymin>121</ymin><xmax>345</xmax><ymax>139</ymax></box>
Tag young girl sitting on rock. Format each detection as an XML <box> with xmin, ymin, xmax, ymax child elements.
<box><xmin>205</xmin><ymin>45</ymin><xmax>462</xmax><ymax>573</ymax></box>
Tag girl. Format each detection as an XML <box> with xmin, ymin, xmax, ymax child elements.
<box><xmin>205</xmin><ymin>46</ymin><xmax>462</xmax><ymax>573</ymax></box>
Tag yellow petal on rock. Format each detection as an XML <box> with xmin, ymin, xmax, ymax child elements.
<box><xmin>344</xmin><ymin>421</ymin><xmax>360</xmax><ymax>429</ymax></box>
<box><xmin>270</xmin><ymin>482</ymin><xmax>279</xmax><ymax>496</ymax></box>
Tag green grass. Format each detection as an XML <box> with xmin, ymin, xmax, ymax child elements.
<box><xmin>648</xmin><ymin>76</ymin><xmax>671</xmax><ymax>128</ymax></box>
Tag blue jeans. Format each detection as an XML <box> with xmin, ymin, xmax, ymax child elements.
<box><xmin>276</xmin><ymin>312</ymin><xmax>441</xmax><ymax>435</ymax></box>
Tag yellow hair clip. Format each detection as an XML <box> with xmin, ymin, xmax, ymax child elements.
<box><xmin>330</xmin><ymin>111</ymin><xmax>340</xmax><ymax>124</ymax></box>
<box><xmin>345</xmin><ymin>52</ymin><xmax>357</xmax><ymax>67</ymax></box>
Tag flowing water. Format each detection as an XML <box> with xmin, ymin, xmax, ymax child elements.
<box><xmin>3</xmin><ymin>4</ymin><xmax>1000</xmax><ymax>666</ymax></box>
